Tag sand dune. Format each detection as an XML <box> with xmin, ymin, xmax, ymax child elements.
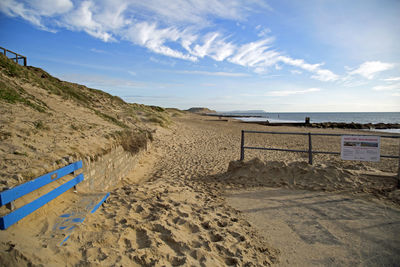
<box><xmin>211</xmin><ymin>158</ymin><xmax>400</xmax><ymax>204</ymax></box>
<box><xmin>1</xmin><ymin>113</ymin><xmax>399</xmax><ymax>266</ymax></box>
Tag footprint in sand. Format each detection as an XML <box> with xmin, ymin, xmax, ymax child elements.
<box><xmin>135</xmin><ymin>228</ymin><xmax>151</xmax><ymax>249</ymax></box>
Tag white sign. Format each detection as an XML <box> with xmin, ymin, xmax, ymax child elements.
<box><xmin>341</xmin><ymin>135</ymin><xmax>380</xmax><ymax>162</ymax></box>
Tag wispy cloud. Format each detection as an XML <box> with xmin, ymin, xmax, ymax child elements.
<box><xmin>255</xmin><ymin>25</ymin><xmax>271</xmax><ymax>37</ymax></box>
<box><xmin>176</xmin><ymin>70</ymin><xmax>250</xmax><ymax>77</ymax></box>
<box><xmin>128</xmin><ymin>71</ymin><xmax>136</xmax><ymax>76</ymax></box>
<box><xmin>383</xmin><ymin>77</ymin><xmax>400</xmax><ymax>82</ymax></box>
<box><xmin>372</xmin><ymin>83</ymin><xmax>400</xmax><ymax>91</ymax></box>
<box><xmin>191</xmin><ymin>32</ymin><xmax>236</xmax><ymax>61</ymax></box>
<box><xmin>149</xmin><ymin>56</ymin><xmax>176</xmax><ymax>67</ymax></box>
<box><xmin>0</xmin><ymin>0</ymin><xmax>339</xmax><ymax>81</ymax></box>
<box><xmin>348</xmin><ymin>61</ymin><xmax>394</xmax><ymax>79</ymax></box>
<box><xmin>266</xmin><ymin>88</ymin><xmax>321</xmax><ymax>97</ymax></box>
<box><xmin>124</xmin><ymin>21</ymin><xmax>197</xmax><ymax>61</ymax></box>
<box><xmin>60</xmin><ymin>73</ymin><xmax>143</xmax><ymax>88</ymax></box>
<box><xmin>90</xmin><ymin>48</ymin><xmax>107</xmax><ymax>54</ymax></box>
<box><xmin>291</xmin><ymin>70</ymin><xmax>302</xmax><ymax>75</ymax></box>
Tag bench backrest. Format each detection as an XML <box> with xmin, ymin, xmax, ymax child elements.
<box><xmin>0</xmin><ymin>161</ymin><xmax>84</xmax><ymax>230</ymax></box>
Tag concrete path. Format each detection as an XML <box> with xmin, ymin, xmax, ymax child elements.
<box><xmin>227</xmin><ymin>188</ymin><xmax>400</xmax><ymax>266</ymax></box>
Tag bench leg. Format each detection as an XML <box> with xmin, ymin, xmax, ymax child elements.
<box><xmin>6</xmin><ymin>201</ymin><xmax>15</xmax><ymax>211</ymax></box>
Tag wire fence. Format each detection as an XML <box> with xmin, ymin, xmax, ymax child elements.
<box><xmin>239</xmin><ymin>130</ymin><xmax>400</xmax><ymax>187</ymax></box>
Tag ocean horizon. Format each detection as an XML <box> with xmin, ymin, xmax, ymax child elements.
<box><xmin>215</xmin><ymin>112</ymin><xmax>400</xmax><ymax>124</ymax></box>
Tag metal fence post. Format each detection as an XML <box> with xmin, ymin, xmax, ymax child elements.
<box><xmin>308</xmin><ymin>132</ymin><xmax>313</xmax><ymax>165</ymax></box>
<box><xmin>397</xmin><ymin>140</ymin><xmax>400</xmax><ymax>188</ymax></box>
<box><xmin>240</xmin><ymin>130</ymin><xmax>245</xmax><ymax>161</ymax></box>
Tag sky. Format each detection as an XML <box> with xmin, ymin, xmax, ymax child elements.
<box><xmin>0</xmin><ymin>0</ymin><xmax>399</xmax><ymax>112</ymax></box>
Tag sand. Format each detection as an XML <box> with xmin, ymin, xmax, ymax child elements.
<box><xmin>1</xmin><ymin>113</ymin><xmax>399</xmax><ymax>266</ymax></box>
<box><xmin>227</xmin><ymin>188</ymin><xmax>400</xmax><ymax>266</ymax></box>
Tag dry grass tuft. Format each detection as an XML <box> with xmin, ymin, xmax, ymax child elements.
<box><xmin>119</xmin><ymin>130</ymin><xmax>153</xmax><ymax>154</ymax></box>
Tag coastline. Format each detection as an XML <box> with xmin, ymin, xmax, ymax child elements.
<box><xmin>243</xmin><ymin>120</ymin><xmax>400</xmax><ymax>131</ymax></box>
<box><xmin>204</xmin><ymin>111</ymin><xmax>400</xmax><ymax>128</ymax></box>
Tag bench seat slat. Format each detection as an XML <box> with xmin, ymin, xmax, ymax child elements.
<box><xmin>0</xmin><ymin>173</ymin><xmax>84</xmax><ymax>230</ymax></box>
<box><xmin>0</xmin><ymin>161</ymin><xmax>82</xmax><ymax>206</ymax></box>
<box><xmin>91</xmin><ymin>192</ymin><xmax>110</xmax><ymax>213</ymax></box>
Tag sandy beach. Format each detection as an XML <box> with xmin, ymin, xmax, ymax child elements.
<box><xmin>1</xmin><ymin>113</ymin><xmax>400</xmax><ymax>266</ymax></box>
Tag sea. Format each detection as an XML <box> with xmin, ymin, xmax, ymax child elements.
<box><xmin>215</xmin><ymin>112</ymin><xmax>400</xmax><ymax>133</ymax></box>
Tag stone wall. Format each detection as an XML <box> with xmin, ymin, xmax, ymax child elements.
<box><xmin>77</xmin><ymin>145</ymin><xmax>148</xmax><ymax>192</ymax></box>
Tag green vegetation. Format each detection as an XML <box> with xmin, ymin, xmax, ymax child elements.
<box><xmin>116</xmin><ymin>129</ymin><xmax>154</xmax><ymax>154</ymax></box>
<box><xmin>0</xmin><ymin>53</ymin><xmax>173</xmax><ymax>138</ymax></box>
<box><xmin>33</xmin><ymin>120</ymin><xmax>49</xmax><ymax>130</ymax></box>
<box><xmin>0</xmin><ymin>80</ymin><xmax>47</xmax><ymax>112</ymax></box>
<box><xmin>0</xmin><ymin>54</ymin><xmax>25</xmax><ymax>77</ymax></box>
<box><xmin>128</xmin><ymin>103</ymin><xmax>171</xmax><ymax>127</ymax></box>
<box><xmin>91</xmin><ymin>109</ymin><xmax>128</xmax><ymax>128</ymax></box>
<box><xmin>166</xmin><ymin>108</ymin><xmax>185</xmax><ymax>117</ymax></box>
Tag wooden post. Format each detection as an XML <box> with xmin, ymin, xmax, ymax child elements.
<box><xmin>240</xmin><ymin>130</ymin><xmax>245</xmax><ymax>161</ymax></box>
<box><xmin>23</xmin><ymin>57</ymin><xmax>27</xmax><ymax>66</ymax></box>
<box><xmin>308</xmin><ymin>132</ymin><xmax>313</xmax><ymax>165</ymax></box>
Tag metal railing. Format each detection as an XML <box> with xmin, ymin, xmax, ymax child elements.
<box><xmin>1</xmin><ymin>46</ymin><xmax>27</xmax><ymax>66</ymax></box>
<box><xmin>239</xmin><ymin>130</ymin><xmax>400</xmax><ymax>187</ymax></box>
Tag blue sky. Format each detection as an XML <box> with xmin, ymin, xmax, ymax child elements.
<box><xmin>0</xmin><ymin>0</ymin><xmax>399</xmax><ymax>112</ymax></box>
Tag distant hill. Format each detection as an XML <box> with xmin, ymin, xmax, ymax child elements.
<box><xmin>186</xmin><ymin>107</ymin><xmax>216</xmax><ymax>114</ymax></box>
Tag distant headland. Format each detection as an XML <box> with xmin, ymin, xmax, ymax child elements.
<box><xmin>186</xmin><ymin>107</ymin><xmax>216</xmax><ymax>114</ymax></box>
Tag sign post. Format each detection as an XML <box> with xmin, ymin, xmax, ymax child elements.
<box><xmin>341</xmin><ymin>135</ymin><xmax>380</xmax><ymax>162</ymax></box>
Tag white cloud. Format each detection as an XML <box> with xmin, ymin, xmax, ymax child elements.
<box><xmin>129</xmin><ymin>0</ymin><xmax>265</xmax><ymax>25</ymax></box>
<box><xmin>383</xmin><ymin>77</ymin><xmax>400</xmax><ymax>82</ymax></box>
<box><xmin>0</xmin><ymin>0</ymin><xmax>72</xmax><ymax>29</ymax></box>
<box><xmin>372</xmin><ymin>83</ymin><xmax>400</xmax><ymax>91</ymax></box>
<box><xmin>229</xmin><ymin>38</ymin><xmax>279</xmax><ymax>67</ymax></box>
<box><xmin>176</xmin><ymin>70</ymin><xmax>250</xmax><ymax>77</ymax></box>
<box><xmin>255</xmin><ymin>25</ymin><xmax>271</xmax><ymax>37</ymax></box>
<box><xmin>0</xmin><ymin>0</ymin><xmax>338</xmax><ymax>81</ymax></box>
<box><xmin>0</xmin><ymin>0</ymin><xmax>44</xmax><ymax>29</ymax></box>
<box><xmin>90</xmin><ymin>48</ymin><xmax>107</xmax><ymax>54</ymax></box>
<box><xmin>267</xmin><ymin>88</ymin><xmax>321</xmax><ymax>97</ymax></box>
<box><xmin>311</xmin><ymin>69</ymin><xmax>339</xmax><ymax>82</ymax></box>
<box><xmin>30</xmin><ymin>0</ymin><xmax>73</xmax><ymax>16</ymax></box>
<box><xmin>63</xmin><ymin>1</ymin><xmax>114</xmax><ymax>42</ymax></box>
<box><xmin>192</xmin><ymin>32</ymin><xmax>236</xmax><ymax>61</ymax></box>
<box><xmin>291</xmin><ymin>70</ymin><xmax>302</xmax><ymax>75</ymax></box>
<box><xmin>277</xmin><ymin>56</ymin><xmax>338</xmax><ymax>81</ymax></box>
<box><xmin>149</xmin><ymin>56</ymin><xmax>176</xmax><ymax>67</ymax></box>
<box><xmin>124</xmin><ymin>22</ymin><xmax>197</xmax><ymax>61</ymax></box>
<box><xmin>348</xmin><ymin>61</ymin><xmax>394</xmax><ymax>79</ymax></box>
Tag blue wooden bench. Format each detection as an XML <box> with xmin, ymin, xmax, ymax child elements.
<box><xmin>0</xmin><ymin>161</ymin><xmax>97</xmax><ymax>230</ymax></box>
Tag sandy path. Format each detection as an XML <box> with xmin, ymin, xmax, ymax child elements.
<box><xmin>1</xmin><ymin>113</ymin><xmax>399</xmax><ymax>266</ymax></box>
<box><xmin>0</xmin><ymin>114</ymin><xmax>279</xmax><ymax>266</ymax></box>
<box><xmin>227</xmin><ymin>188</ymin><xmax>400</xmax><ymax>266</ymax></box>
